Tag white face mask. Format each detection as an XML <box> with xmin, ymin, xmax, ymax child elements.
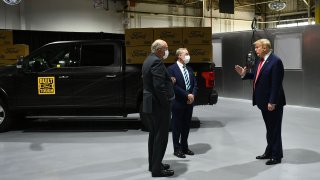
<box><xmin>183</xmin><ymin>55</ymin><xmax>190</xmax><ymax>64</ymax></box>
<box><xmin>163</xmin><ymin>50</ymin><xmax>169</xmax><ymax>59</ymax></box>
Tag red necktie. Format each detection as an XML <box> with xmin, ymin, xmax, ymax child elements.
<box><xmin>254</xmin><ymin>58</ymin><xmax>264</xmax><ymax>89</ymax></box>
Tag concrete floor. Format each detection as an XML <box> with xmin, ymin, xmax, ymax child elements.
<box><xmin>1</xmin><ymin>97</ymin><xmax>320</xmax><ymax>180</ymax></box>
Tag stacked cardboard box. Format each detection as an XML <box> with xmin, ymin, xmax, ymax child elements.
<box><xmin>0</xmin><ymin>30</ymin><xmax>29</xmax><ymax>66</ymax></box>
<box><xmin>183</xmin><ymin>27</ymin><xmax>212</xmax><ymax>63</ymax></box>
<box><xmin>0</xmin><ymin>30</ymin><xmax>13</xmax><ymax>46</ymax></box>
<box><xmin>125</xmin><ymin>28</ymin><xmax>153</xmax><ymax>64</ymax></box>
<box><xmin>125</xmin><ymin>27</ymin><xmax>212</xmax><ymax>64</ymax></box>
<box><xmin>154</xmin><ymin>28</ymin><xmax>182</xmax><ymax>64</ymax></box>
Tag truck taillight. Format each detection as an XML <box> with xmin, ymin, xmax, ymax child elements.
<box><xmin>201</xmin><ymin>71</ymin><xmax>215</xmax><ymax>88</ymax></box>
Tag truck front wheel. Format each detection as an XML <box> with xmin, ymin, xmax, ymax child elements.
<box><xmin>0</xmin><ymin>99</ymin><xmax>13</xmax><ymax>132</ymax></box>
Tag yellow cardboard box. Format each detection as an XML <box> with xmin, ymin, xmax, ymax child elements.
<box><xmin>125</xmin><ymin>28</ymin><xmax>154</xmax><ymax>46</ymax></box>
<box><xmin>184</xmin><ymin>44</ymin><xmax>212</xmax><ymax>63</ymax></box>
<box><xmin>164</xmin><ymin>45</ymin><xmax>180</xmax><ymax>64</ymax></box>
<box><xmin>0</xmin><ymin>59</ymin><xmax>17</xmax><ymax>66</ymax></box>
<box><xmin>126</xmin><ymin>45</ymin><xmax>179</xmax><ymax>64</ymax></box>
<box><xmin>0</xmin><ymin>44</ymin><xmax>29</xmax><ymax>60</ymax></box>
<box><xmin>154</xmin><ymin>28</ymin><xmax>183</xmax><ymax>45</ymax></box>
<box><xmin>183</xmin><ymin>27</ymin><xmax>212</xmax><ymax>45</ymax></box>
<box><xmin>126</xmin><ymin>46</ymin><xmax>150</xmax><ymax>64</ymax></box>
<box><xmin>0</xmin><ymin>30</ymin><xmax>13</xmax><ymax>46</ymax></box>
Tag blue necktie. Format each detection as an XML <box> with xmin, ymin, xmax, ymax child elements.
<box><xmin>183</xmin><ymin>65</ymin><xmax>190</xmax><ymax>91</ymax></box>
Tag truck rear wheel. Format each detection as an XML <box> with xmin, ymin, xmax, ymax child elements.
<box><xmin>0</xmin><ymin>99</ymin><xmax>13</xmax><ymax>132</ymax></box>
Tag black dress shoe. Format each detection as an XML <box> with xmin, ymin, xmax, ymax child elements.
<box><xmin>256</xmin><ymin>154</ymin><xmax>271</xmax><ymax>159</ymax></box>
<box><xmin>266</xmin><ymin>158</ymin><xmax>281</xmax><ymax>165</ymax></box>
<box><xmin>174</xmin><ymin>151</ymin><xmax>186</xmax><ymax>158</ymax></box>
<box><xmin>183</xmin><ymin>149</ymin><xmax>194</xmax><ymax>155</ymax></box>
<box><xmin>149</xmin><ymin>163</ymin><xmax>170</xmax><ymax>171</ymax></box>
<box><xmin>152</xmin><ymin>169</ymin><xmax>174</xmax><ymax>177</ymax></box>
<box><xmin>162</xmin><ymin>163</ymin><xmax>170</xmax><ymax>170</ymax></box>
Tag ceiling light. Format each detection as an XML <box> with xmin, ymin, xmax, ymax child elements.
<box><xmin>268</xmin><ymin>0</ymin><xmax>286</xmax><ymax>11</ymax></box>
<box><xmin>2</xmin><ymin>0</ymin><xmax>22</xmax><ymax>5</ymax></box>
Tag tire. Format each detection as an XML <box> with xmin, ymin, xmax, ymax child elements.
<box><xmin>209</xmin><ymin>89</ymin><xmax>218</xmax><ymax>105</ymax></box>
<box><xmin>0</xmin><ymin>99</ymin><xmax>13</xmax><ymax>132</ymax></box>
<box><xmin>139</xmin><ymin>103</ymin><xmax>150</xmax><ymax>132</ymax></box>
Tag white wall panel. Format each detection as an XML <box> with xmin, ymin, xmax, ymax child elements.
<box><xmin>274</xmin><ymin>33</ymin><xmax>302</xmax><ymax>69</ymax></box>
<box><xmin>1</xmin><ymin>0</ymin><xmax>124</xmax><ymax>33</ymax></box>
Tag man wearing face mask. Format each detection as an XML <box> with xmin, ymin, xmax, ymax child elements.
<box><xmin>142</xmin><ymin>39</ymin><xmax>175</xmax><ymax>177</ymax></box>
<box><xmin>167</xmin><ymin>48</ymin><xmax>198</xmax><ymax>158</ymax></box>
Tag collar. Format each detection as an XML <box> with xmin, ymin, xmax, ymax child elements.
<box><xmin>177</xmin><ymin>61</ymin><xmax>185</xmax><ymax>68</ymax></box>
<box><xmin>263</xmin><ymin>51</ymin><xmax>272</xmax><ymax>61</ymax></box>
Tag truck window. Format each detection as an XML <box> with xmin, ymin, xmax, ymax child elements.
<box><xmin>27</xmin><ymin>44</ymin><xmax>78</xmax><ymax>72</ymax></box>
<box><xmin>80</xmin><ymin>44</ymin><xmax>115</xmax><ymax>66</ymax></box>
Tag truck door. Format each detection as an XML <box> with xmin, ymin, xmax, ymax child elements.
<box><xmin>13</xmin><ymin>43</ymin><xmax>78</xmax><ymax>109</ymax></box>
<box><xmin>71</xmin><ymin>43</ymin><xmax>123</xmax><ymax>115</ymax></box>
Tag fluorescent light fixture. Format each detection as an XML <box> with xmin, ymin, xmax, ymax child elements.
<box><xmin>268</xmin><ymin>1</ymin><xmax>286</xmax><ymax>11</ymax></box>
<box><xmin>277</xmin><ymin>21</ymin><xmax>315</xmax><ymax>28</ymax></box>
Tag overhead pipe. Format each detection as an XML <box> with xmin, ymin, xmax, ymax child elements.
<box><xmin>118</xmin><ymin>9</ymin><xmax>254</xmax><ymax>22</ymax></box>
<box><xmin>257</xmin><ymin>17</ymin><xmax>314</xmax><ymax>24</ymax></box>
<box><xmin>235</xmin><ymin>0</ymin><xmax>280</xmax><ymax>8</ymax></box>
<box><xmin>302</xmin><ymin>0</ymin><xmax>309</xmax><ymax>7</ymax></box>
<box><xmin>265</xmin><ymin>11</ymin><xmax>308</xmax><ymax>18</ymax></box>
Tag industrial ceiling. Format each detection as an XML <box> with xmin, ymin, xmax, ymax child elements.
<box><xmin>121</xmin><ymin>0</ymin><xmax>316</xmax><ymax>26</ymax></box>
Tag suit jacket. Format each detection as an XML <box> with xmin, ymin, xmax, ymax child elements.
<box><xmin>167</xmin><ymin>62</ymin><xmax>198</xmax><ymax>106</ymax></box>
<box><xmin>142</xmin><ymin>53</ymin><xmax>175</xmax><ymax>113</ymax></box>
<box><xmin>243</xmin><ymin>53</ymin><xmax>286</xmax><ymax>111</ymax></box>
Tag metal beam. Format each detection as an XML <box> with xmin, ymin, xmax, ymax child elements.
<box><xmin>316</xmin><ymin>0</ymin><xmax>320</xmax><ymax>24</ymax></box>
<box><xmin>302</xmin><ymin>0</ymin><xmax>309</xmax><ymax>7</ymax></box>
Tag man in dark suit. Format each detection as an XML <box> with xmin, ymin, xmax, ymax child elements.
<box><xmin>167</xmin><ymin>48</ymin><xmax>198</xmax><ymax>158</ymax></box>
<box><xmin>235</xmin><ymin>38</ymin><xmax>286</xmax><ymax>165</ymax></box>
<box><xmin>142</xmin><ymin>39</ymin><xmax>175</xmax><ymax>177</ymax></box>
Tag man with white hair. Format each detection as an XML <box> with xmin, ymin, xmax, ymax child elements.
<box><xmin>142</xmin><ymin>39</ymin><xmax>175</xmax><ymax>177</ymax></box>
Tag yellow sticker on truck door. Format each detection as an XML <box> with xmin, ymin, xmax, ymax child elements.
<box><xmin>38</xmin><ymin>77</ymin><xmax>55</xmax><ymax>95</ymax></box>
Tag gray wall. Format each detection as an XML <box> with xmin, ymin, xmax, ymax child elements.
<box><xmin>213</xmin><ymin>25</ymin><xmax>320</xmax><ymax>108</ymax></box>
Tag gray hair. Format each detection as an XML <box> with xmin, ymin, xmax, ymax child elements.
<box><xmin>176</xmin><ymin>48</ymin><xmax>187</xmax><ymax>56</ymax></box>
<box><xmin>151</xmin><ymin>39</ymin><xmax>164</xmax><ymax>53</ymax></box>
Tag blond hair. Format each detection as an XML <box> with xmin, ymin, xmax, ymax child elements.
<box><xmin>254</xmin><ymin>39</ymin><xmax>272</xmax><ymax>51</ymax></box>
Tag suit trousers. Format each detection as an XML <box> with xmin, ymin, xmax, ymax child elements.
<box><xmin>172</xmin><ymin>102</ymin><xmax>193</xmax><ymax>152</ymax></box>
<box><xmin>147</xmin><ymin>101</ymin><xmax>171</xmax><ymax>174</ymax></box>
<box><xmin>261</xmin><ymin>106</ymin><xmax>283</xmax><ymax>159</ymax></box>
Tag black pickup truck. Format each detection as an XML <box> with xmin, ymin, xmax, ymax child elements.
<box><xmin>0</xmin><ymin>39</ymin><xmax>217</xmax><ymax>132</ymax></box>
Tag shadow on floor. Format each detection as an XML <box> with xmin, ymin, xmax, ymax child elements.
<box><xmin>189</xmin><ymin>143</ymin><xmax>212</xmax><ymax>155</ymax></box>
<box><xmin>284</xmin><ymin>148</ymin><xmax>320</xmax><ymax>164</ymax></box>
<box><xmin>181</xmin><ymin>148</ymin><xmax>320</xmax><ymax>180</ymax></box>
<box><xmin>19</xmin><ymin>119</ymin><xmax>141</xmax><ymax>132</ymax></box>
<box><xmin>184</xmin><ymin>160</ymin><xmax>272</xmax><ymax>180</ymax></box>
